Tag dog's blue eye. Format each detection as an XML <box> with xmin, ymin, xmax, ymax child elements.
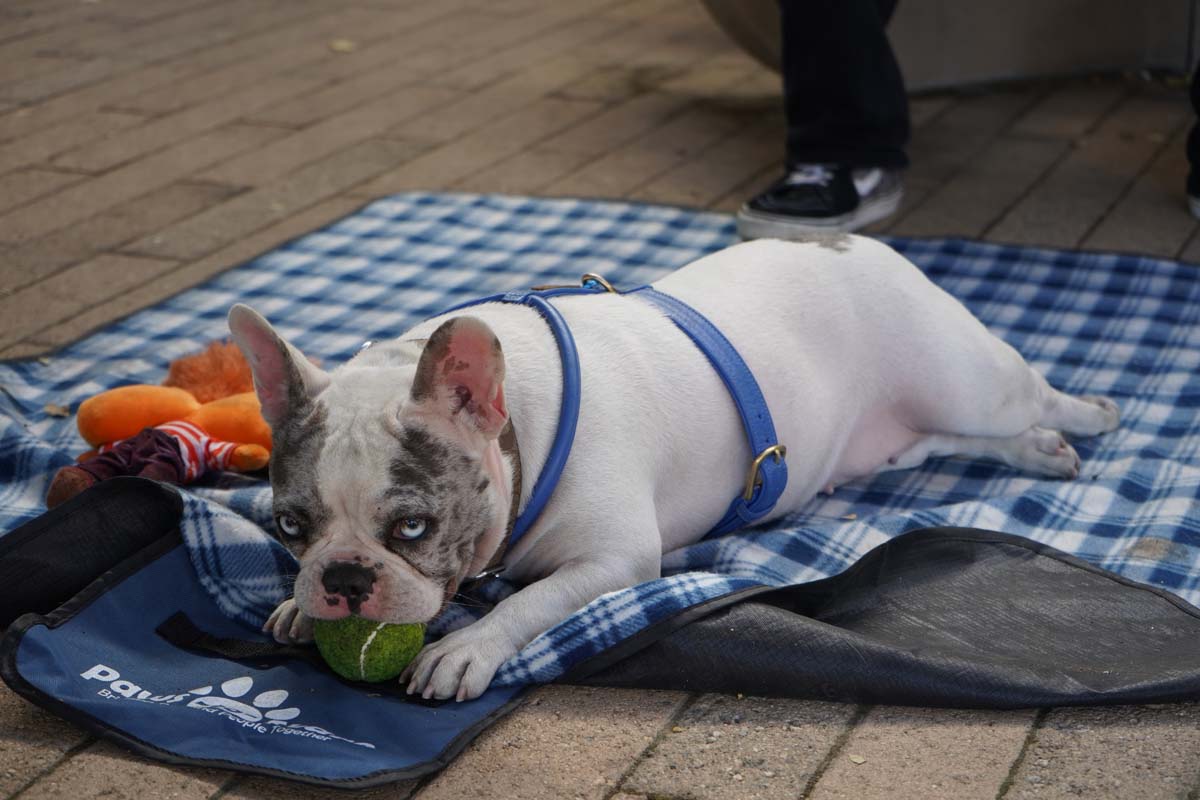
<box><xmin>276</xmin><ymin>514</ymin><xmax>302</xmax><ymax>539</ymax></box>
<box><xmin>393</xmin><ymin>517</ymin><xmax>428</xmax><ymax>540</ymax></box>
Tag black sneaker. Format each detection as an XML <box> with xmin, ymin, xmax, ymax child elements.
<box><xmin>736</xmin><ymin>164</ymin><xmax>903</xmax><ymax>239</ymax></box>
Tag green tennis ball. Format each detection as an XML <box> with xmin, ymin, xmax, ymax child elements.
<box><xmin>312</xmin><ymin>617</ymin><xmax>425</xmax><ymax>683</ymax></box>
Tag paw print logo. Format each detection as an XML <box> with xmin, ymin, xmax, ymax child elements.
<box><xmin>185</xmin><ymin>676</ymin><xmax>301</xmax><ymax>724</ymax></box>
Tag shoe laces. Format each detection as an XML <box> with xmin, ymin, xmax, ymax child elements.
<box><xmin>784</xmin><ymin>164</ymin><xmax>835</xmax><ymax>186</ymax></box>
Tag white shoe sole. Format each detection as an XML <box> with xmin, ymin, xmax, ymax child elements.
<box><xmin>735</xmin><ymin>185</ymin><xmax>903</xmax><ymax>239</ymax></box>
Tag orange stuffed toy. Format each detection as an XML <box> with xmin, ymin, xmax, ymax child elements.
<box><xmin>46</xmin><ymin>342</ymin><xmax>273</xmax><ymax>508</ymax></box>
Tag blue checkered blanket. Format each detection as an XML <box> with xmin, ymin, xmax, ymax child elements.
<box><xmin>2</xmin><ymin>193</ymin><xmax>1198</xmax><ymax>688</ymax></box>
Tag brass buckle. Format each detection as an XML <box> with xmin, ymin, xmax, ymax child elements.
<box><xmin>580</xmin><ymin>273</ymin><xmax>617</xmax><ymax>293</ymax></box>
<box><xmin>743</xmin><ymin>444</ymin><xmax>787</xmax><ymax>501</ymax></box>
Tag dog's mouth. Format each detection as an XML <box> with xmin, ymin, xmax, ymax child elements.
<box><xmin>296</xmin><ymin>563</ymin><xmax>447</xmax><ymax>625</ymax></box>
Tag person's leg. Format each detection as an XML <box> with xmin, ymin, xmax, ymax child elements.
<box><xmin>781</xmin><ymin>0</ymin><xmax>909</xmax><ymax>169</ymax></box>
<box><xmin>737</xmin><ymin>0</ymin><xmax>910</xmax><ymax>237</ymax></box>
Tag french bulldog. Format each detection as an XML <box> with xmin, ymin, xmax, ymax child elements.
<box><xmin>227</xmin><ymin>236</ymin><xmax>1119</xmax><ymax>701</ymax></box>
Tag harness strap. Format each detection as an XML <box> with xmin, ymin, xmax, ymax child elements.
<box><xmin>438</xmin><ymin>277</ymin><xmax>787</xmax><ymax>548</ymax></box>
<box><xmin>629</xmin><ymin>287</ymin><xmax>788</xmax><ymax>537</ymax></box>
<box><xmin>440</xmin><ymin>283</ymin><xmax>606</xmax><ymax>548</ymax></box>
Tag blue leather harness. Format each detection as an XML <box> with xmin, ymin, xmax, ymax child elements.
<box><xmin>442</xmin><ymin>274</ymin><xmax>788</xmax><ymax>549</ymax></box>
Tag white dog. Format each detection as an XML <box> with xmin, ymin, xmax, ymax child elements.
<box><xmin>228</xmin><ymin>236</ymin><xmax>1119</xmax><ymax>701</ymax></box>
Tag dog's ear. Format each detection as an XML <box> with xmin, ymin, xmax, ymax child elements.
<box><xmin>410</xmin><ymin>316</ymin><xmax>507</xmax><ymax>439</ymax></box>
<box><xmin>227</xmin><ymin>304</ymin><xmax>330</xmax><ymax>427</ymax></box>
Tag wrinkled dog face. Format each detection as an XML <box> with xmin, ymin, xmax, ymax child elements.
<box><xmin>228</xmin><ymin>306</ymin><xmax>512</xmax><ymax>624</ymax></box>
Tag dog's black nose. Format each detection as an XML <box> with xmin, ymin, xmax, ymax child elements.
<box><xmin>321</xmin><ymin>562</ymin><xmax>376</xmax><ymax>605</ymax></box>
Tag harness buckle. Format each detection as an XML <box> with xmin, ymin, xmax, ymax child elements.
<box><xmin>529</xmin><ymin>274</ymin><xmax>618</xmax><ymax>293</ymax></box>
<box><xmin>580</xmin><ymin>273</ymin><xmax>618</xmax><ymax>293</ymax></box>
<box><xmin>743</xmin><ymin>444</ymin><xmax>787</xmax><ymax>501</ymax></box>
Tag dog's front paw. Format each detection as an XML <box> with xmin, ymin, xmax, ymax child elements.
<box><xmin>400</xmin><ymin>624</ymin><xmax>515</xmax><ymax>702</ymax></box>
<box><xmin>263</xmin><ymin>597</ymin><xmax>314</xmax><ymax>644</ymax></box>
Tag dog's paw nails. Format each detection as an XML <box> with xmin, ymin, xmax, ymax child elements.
<box><xmin>408</xmin><ymin>627</ymin><xmax>510</xmax><ymax>701</ymax></box>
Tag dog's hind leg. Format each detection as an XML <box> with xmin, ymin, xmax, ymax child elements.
<box><xmin>901</xmin><ymin>322</ymin><xmax>1119</xmax><ymax>444</ymax></box>
<box><xmin>880</xmin><ymin>426</ymin><xmax>1081</xmax><ymax>479</ymax></box>
<box><xmin>1036</xmin><ymin>383</ymin><xmax>1120</xmax><ymax>437</ymax></box>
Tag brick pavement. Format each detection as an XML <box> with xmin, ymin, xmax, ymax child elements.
<box><xmin>2</xmin><ymin>2</ymin><xmax>1199</xmax><ymax>798</ymax></box>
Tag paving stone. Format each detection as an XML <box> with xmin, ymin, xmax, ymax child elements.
<box><xmin>29</xmin><ymin>196</ymin><xmax>362</xmax><ymax>350</ymax></box>
<box><xmin>1083</xmin><ymin>126</ymin><xmax>1197</xmax><ymax>258</ymax></box>
<box><xmin>0</xmin><ymin>167</ymin><xmax>85</xmax><ymax>215</ymax></box>
<box><xmin>386</xmin><ymin>3</ymin><xmax>713</xmax><ymax>148</ymax></box>
<box><xmin>710</xmin><ymin>163</ymin><xmax>775</xmax><ymax>213</ymax></box>
<box><xmin>413</xmin><ymin>685</ymin><xmax>688</xmax><ymax>800</ymax></box>
<box><xmin>544</xmin><ymin>103</ymin><xmax>746</xmax><ymax>199</ymax></box>
<box><xmin>0</xmin><ymin>1</ymin><xmax>316</xmax><ymax>107</ymax></box>
<box><xmin>286</xmin><ymin>9</ymin><xmax>515</xmax><ymax>84</ymax></box>
<box><xmin>4</xmin><ymin>54</ymin><xmax>85</xmax><ymax>86</ymax></box>
<box><xmin>0</xmin><ymin>109</ymin><xmax>147</xmax><ymax>173</ymax></box>
<box><xmin>909</xmin><ymin>93</ymin><xmax>956</xmax><ymax>129</ymax></box>
<box><xmin>393</xmin><ymin>0</ymin><xmax>621</xmax><ymax>92</ymax></box>
<box><xmin>894</xmin><ymin>80</ymin><xmax>1143</xmax><ymax>240</ymax></box>
<box><xmin>0</xmin><ymin>66</ymin><xmax>183</xmax><ymax>145</ymax></box>
<box><xmin>427</xmin><ymin>5</ymin><xmax>626</xmax><ymax>92</ymax></box>
<box><xmin>652</xmin><ymin>50</ymin><xmax>762</xmax><ymax>97</ymax></box>
<box><xmin>0</xmin><ymin>683</ymin><xmax>91</xmax><ymax>797</ymax></box>
<box><xmin>541</xmin><ymin>91</ymin><xmax>693</xmax><ymax>157</ymax></box>
<box><xmin>0</xmin><ymin>56</ymin><xmax>128</xmax><ymax>106</ymax></box>
<box><xmin>385</xmin><ymin>56</ymin><xmax>599</xmax><ymax>147</ymax></box>
<box><xmin>1177</xmin><ymin>229</ymin><xmax>1200</xmax><ymax>265</ymax></box>
<box><xmin>989</xmin><ymin>92</ymin><xmax>1189</xmax><ymax>249</ymax></box>
<box><xmin>0</xmin><ymin>21</ymin><xmax>119</xmax><ymax>74</ymax></box>
<box><xmin>113</xmin><ymin>1</ymin><xmax>456</xmax><ymax>118</ymax></box>
<box><xmin>0</xmin><ymin>1</ymin><xmax>113</xmax><ymax>43</ymax></box>
<box><xmin>623</xmin><ymin>694</ymin><xmax>858</xmax><ymax>800</ymax></box>
<box><xmin>1010</xmin><ymin>79</ymin><xmax>1129</xmax><ymax>139</ymax></box>
<box><xmin>0</xmin><ymin>123</ymin><xmax>284</xmax><ymax>243</ymax></box>
<box><xmin>629</xmin><ymin>114</ymin><xmax>782</xmax><ymax>208</ymax></box>
<box><xmin>197</xmin><ymin>85</ymin><xmax>458</xmax><ymax>187</ymax></box>
<box><xmin>19</xmin><ymin>739</ymin><xmax>230</xmax><ymax>800</ymax></box>
<box><xmin>553</xmin><ymin>65</ymin><xmax>666</xmax><ymax>103</ymax></box>
<box><xmin>221</xmin><ymin>773</ymin><xmax>416</xmax><ymax>799</ymax></box>
<box><xmin>0</xmin><ymin>181</ymin><xmax>241</xmax><ymax>293</ymax></box>
<box><xmin>59</xmin><ymin>0</ymin><xmax>246</xmax><ymax>58</ymax></box>
<box><xmin>1002</xmin><ymin>705</ymin><xmax>1200</xmax><ymax>800</ymax></box>
<box><xmin>874</xmin><ymin>86</ymin><xmax>1045</xmax><ymax>234</ymax></box>
<box><xmin>52</xmin><ymin>73</ymin><xmax>322</xmax><ymax>173</ymax></box>
<box><xmin>125</xmin><ymin>138</ymin><xmax>421</xmax><ymax>260</ymax></box>
<box><xmin>61</xmin><ymin>0</ymin><xmax>317</xmax><ymax>70</ymax></box>
<box><xmin>0</xmin><ymin>4</ymin><xmax>356</xmax><ymax>143</ymax></box>
<box><xmin>0</xmin><ymin>340</ymin><xmax>56</xmax><ymax>360</ymax></box>
<box><xmin>0</xmin><ymin>253</ymin><xmax>179</xmax><ymax>348</ymax></box>
<box><xmin>103</xmin><ymin>6</ymin><xmax>389</xmax><ymax>115</ymax></box>
<box><xmin>809</xmin><ymin>706</ymin><xmax>1036</xmax><ymax>800</ymax></box>
<box><xmin>895</xmin><ymin>135</ymin><xmax>1066</xmax><ymax>239</ymax></box>
<box><xmin>358</xmin><ymin>97</ymin><xmax>604</xmax><ymax>196</ymax></box>
<box><xmin>452</xmin><ymin>146</ymin><xmax>596</xmax><ymax>195</ymax></box>
<box><xmin>246</xmin><ymin>58</ymin><xmax>443</xmax><ymax>129</ymax></box>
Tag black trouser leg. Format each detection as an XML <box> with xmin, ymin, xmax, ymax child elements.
<box><xmin>780</xmin><ymin>0</ymin><xmax>910</xmax><ymax>169</ymax></box>
<box><xmin>1188</xmin><ymin>63</ymin><xmax>1200</xmax><ymax>196</ymax></box>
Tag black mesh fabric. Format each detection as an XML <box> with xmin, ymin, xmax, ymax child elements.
<box><xmin>569</xmin><ymin>529</ymin><xmax>1200</xmax><ymax>708</ymax></box>
<box><xmin>0</xmin><ymin>478</ymin><xmax>181</xmax><ymax>629</ymax></box>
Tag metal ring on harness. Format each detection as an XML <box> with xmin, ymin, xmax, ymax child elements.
<box><xmin>743</xmin><ymin>444</ymin><xmax>787</xmax><ymax>501</ymax></box>
<box><xmin>580</xmin><ymin>273</ymin><xmax>618</xmax><ymax>293</ymax></box>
